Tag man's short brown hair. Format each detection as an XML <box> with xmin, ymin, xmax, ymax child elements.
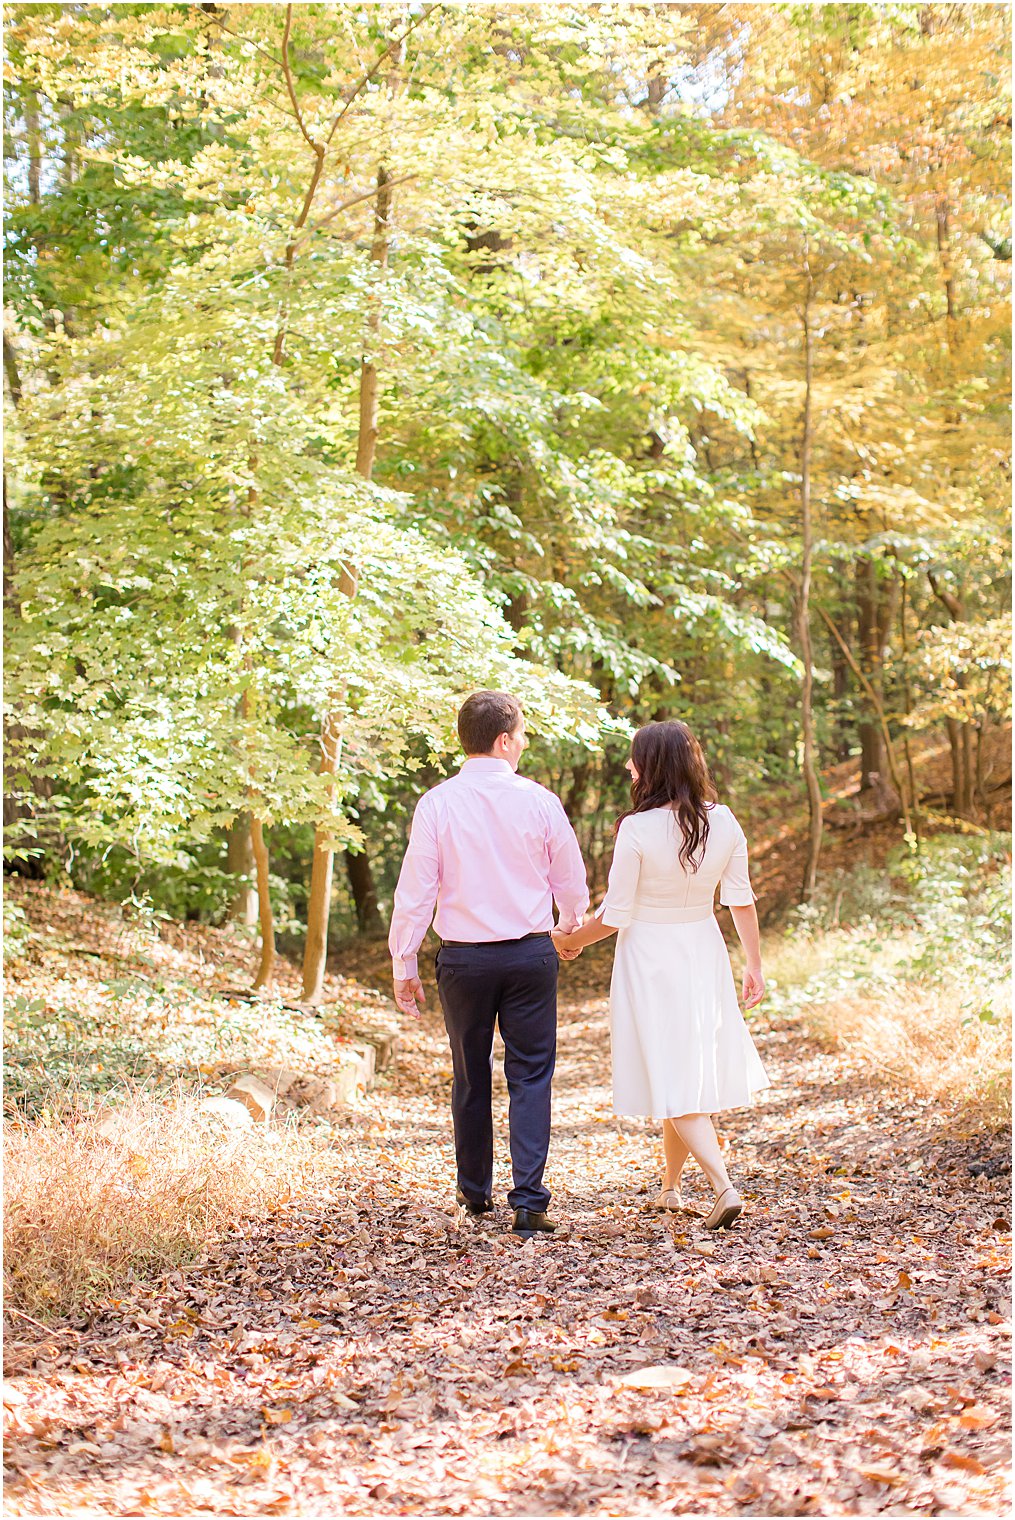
<box><xmin>457</xmin><ymin>690</ymin><xmax>523</xmax><ymax>755</ymax></box>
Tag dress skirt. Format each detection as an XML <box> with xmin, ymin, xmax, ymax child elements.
<box><xmin>610</xmin><ymin>914</ymin><xmax>770</xmax><ymax>1119</ymax></box>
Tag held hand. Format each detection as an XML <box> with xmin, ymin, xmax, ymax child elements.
<box><xmin>393</xmin><ymin>976</ymin><xmax>426</xmax><ymax>1019</ymax></box>
<box><xmin>742</xmin><ymin>967</ymin><xmax>765</xmax><ymax>1009</ymax></box>
<box><xmin>551</xmin><ymin>927</ymin><xmax>582</xmax><ymax>961</ymax></box>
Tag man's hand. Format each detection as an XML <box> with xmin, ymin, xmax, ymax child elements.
<box><xmin>551</xmin><ymin>927</ymin><xmax>582</xmax><ymax>961</ymax></box>
<box><xmin>394</xmin><ymin>976</ymin><xmax>426</xmax><ymax>1019</ymax></box>
<box><xmin>742</xmin><ymin>966</ymin><xmax>765</xmax><ymax>1009</ymax></box>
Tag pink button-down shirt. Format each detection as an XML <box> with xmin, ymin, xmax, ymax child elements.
<box><xmin>388</xmin><ymin>758</ymin><xmax>590</xmax><ymax>980</ymax></box>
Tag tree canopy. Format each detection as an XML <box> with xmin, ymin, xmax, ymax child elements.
<box><xmin>4</xmin><ymin>2</ymin><xmax>1010</xmax><ymax>979</ymax></box>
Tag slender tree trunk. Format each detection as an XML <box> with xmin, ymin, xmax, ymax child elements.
<box><xmin>829</xmin><ymin>560</ymin><xmax>852</xmax><ymax>761</ymax></box>
<box><xmin>816</xmin><ymin>605</ymin><xmax>913</xmax><ymax>839</ymax></box>
<box><xmin>24</xmin><ymin>88</ymin><xmax>42</xmax><ymax>205</ymax></box>
<box><xmin>945</xmin><ymin>717</ymin><xmax>964</xmax><ymax>811</ymax></box>
<box><xmin>345</xmin><ymin>842</ymin><xmax>382</xmax><ymax>934</ymax></box>
<box><xmin>974</xmin><ymin>720</ymin><xmax>990</xmax><ymax>825</ymax></box>
<box><xmin>854</xmin><ymin>556</ymin><xmax>898</xmax><ymax>789</ymax></box>
<box><xmin>928</xmin><ymin>570</ymin><xmax>975</xmax><ymax>817</ymax></box>
<box><xmin>225</xmin><ymin>814</ymin><xmax>258</xmax><ymax>926</ymax></box>
<box><xmin>798</xmin><ymin>264</ymin><xmax>823</xmax><ymax>901</ymax></box>
<box><xmin>302</xmin><ymin>160</ymin><xmax>394</xmax><ymax>1004</ymax></box>
<box><xmin>250</xmin><ymin>816</ymin><xmax>276</xmax><ymax>989</ymax></box>
<box><xmin>301</xmin><ymin>714</ymin><xmax>342</xmax><ymax>998</ymax></box>
<box><xmin>899</xmin><ymin>575</ymin><xmax>921</xmax><ymax>843</ymax></box>
<box><xmin>959</xmin><ymin>722</ymin><xmax>974</xmax><ymax>817</ymax></box>
<box><xmin>243</xmin><ymin>4</ymin><xmax>327</xmax><ymax>992</ymax></box>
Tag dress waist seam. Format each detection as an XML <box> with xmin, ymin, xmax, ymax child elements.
<box><xmin>628</xmin><ymin>906</ymin><xmax>715</xmax><ymax>925</ymax></box>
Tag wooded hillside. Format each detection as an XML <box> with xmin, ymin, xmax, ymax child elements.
<box><xmin>4</xmin><ymin>3</ymin><xmax>1011</xmax><ymax>984</ymax></box>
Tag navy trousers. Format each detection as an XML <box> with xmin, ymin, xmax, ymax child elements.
<box><xmin>435</xmin><ymin>936</ymin><xmax>558</xmax><ymax>1213</ymax></box>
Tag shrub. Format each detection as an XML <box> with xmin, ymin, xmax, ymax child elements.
<box><xmin>3</xmin><ymin>1089</ymin><xmax>333</xmax><ymax>1319</ymax></box>
<box><xmin>767</xmin><ymin>832</ymin><xmax>1012</xmax><ymax>1126</ymax></box>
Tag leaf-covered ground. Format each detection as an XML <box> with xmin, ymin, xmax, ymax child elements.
<box><xmin>4</xmin><ymin>937</ymin><xmax>1011</xmax><ymax>1518</ymax></box>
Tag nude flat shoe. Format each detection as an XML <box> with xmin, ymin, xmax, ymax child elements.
<box><xmin>653</xmin><ymin>1187</ymin><xmax>684</xmax><ymax>1211</ymax></box>
<box><xmin>703</xmin><ymin>1186</ymin><xmax>743</xmax><ymax>1230</ymax></box>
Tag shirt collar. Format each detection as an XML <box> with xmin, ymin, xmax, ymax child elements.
<box><xmin>461</xmin><ymin>757</ymin><xmax>513</xmax><ymax>775</ymax></box>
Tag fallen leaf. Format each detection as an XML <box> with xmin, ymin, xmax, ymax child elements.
<box><xmin>611</xmin><ymin>1365</ymin><xmax>694</xmax><ymax>1390</ymax></box>
<box><xmin>857</xmin><ymin>1465</ymin><xmax>906</xmax><ymax>1486</ymax></box>
<box><xmin>958</xmin><ymin>1406</ymin><xmax>1000</xmax><ymax>1431</ymax></box>
<box><xmin>941</xmin><ymin>1450</ymin><xmax>988</xmax><ymax>1475</ymax></box>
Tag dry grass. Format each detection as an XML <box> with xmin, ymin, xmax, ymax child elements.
<box><xmin>803</xmin><ymin>982</ymin><xmax>1012</xmax><ymax>1126</ymax></box>
<box><xmin>765</xmin><ymin>922</ymin><xmax>1012</xmax><ymax>1128</ymax></box>
<box><xmin>3</xmin><ymin>1088</ymin><xmax>333</xmax><ymax>1320</ymax></box>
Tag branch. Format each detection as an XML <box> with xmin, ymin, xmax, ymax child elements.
<box><xmin>294</xmin><ymin>173</ymin><xmax>417</xmax><ymax>250</ymax></box>
<box><xmin>280</xmin><ymin>4</ymin><xmax>320</xmax><ymax>153</ymax></box>
<box><xmin>324</xmin><ymin>4</ymin><xmax>440</xmax><ymax>145</ymax></box>
<box><xmin>203</xmin><ymin>16</ymin><xmax>282</xmax><ymax>72</ymax></box>
<box><xmin>3</xmin><ymin>334</ymin><xmax>23</xmax><ymax>409</ymax></box>
<box><xmin>927</xmin><ymin>568</ymin><xmax>963</xmax><ymax>622</ymax></box>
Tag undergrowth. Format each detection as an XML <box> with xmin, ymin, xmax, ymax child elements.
<box><xmin>3</xmin><ymin>1088</ymin><xmax>337</xmax><ymax>1319</ymax></box>
<box><xmin>765</xmin><ymin>832</ymin><xmax>1012</xmax><ymax>1125</ymax></box>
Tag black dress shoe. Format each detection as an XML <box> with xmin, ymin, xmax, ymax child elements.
<box><xmin>456</xmin><ymin>1187</ymin><xmax>493</xmax><ymax>1216</ymax></box>
<box><xmin>512</xmin><ymin>1208</ymin><xmax>557</xmax><ymax>1236</ymax></box>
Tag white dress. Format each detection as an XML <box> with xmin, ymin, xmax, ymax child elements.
<box><xmin>599</xmin><ymin>804</ymin><xmax>770</xmax><ymax>1120</ymax></box>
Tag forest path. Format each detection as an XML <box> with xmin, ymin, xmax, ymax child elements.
<box><xmin>4</xmin><ymin>987</ymin><xmax>1011</xmax><ymax>1518</ymax></box>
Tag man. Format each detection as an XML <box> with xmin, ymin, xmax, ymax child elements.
<box><xmin>389</xmin><ymin>690</ymin><xmax>589</xmax><ymax>1238</ymax></box>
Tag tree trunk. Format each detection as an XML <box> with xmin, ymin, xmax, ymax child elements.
<box><xmin>829</xmin><ymin>561</ymin><xmax>852</xmax><ymax>761</ymax></box>
<box><xmin>974</xmin><ymin>720</ymin><xmax>991</xmax><ymax>826</ymax></box>
<box><xmin>856</xmin><ymin>559</ymin><xmax>887</xmax><ymax>790</ymax></box>
<box><xmin>928</xmin><ymin>571</ymin><xmax>975</xmax><ymax>817</ymax></box>
<box><xmin>345</xmin><ymin>841</ymin><xmax>382</xmax><ymax>934</ymax></box>
<box><xmin>302</xmin><ymin>714</ymin><xmax>342</xmax><ymax>1003</ymax></box>
<box><xmin>302</xmin><ymin>160</ymin><xmax>394</xmax><ymax>1003</ymax></box>
<box><xmin>225</xmin><ymin>814</ymin><xmax>258</xmax><ymax>926</ymax></box>
<box><xmin>816</xmin><ymin>606</ymin><xmax>912</xmax><ymax>839</ymax></box>
<box><xmin>959</xmin><ymin>721</ymin><xmax>974</xmax><ymax>818</ymax></box>
<box><xmin>898</xmin><ymin>574</ymin><xmax>921</xmax><ymax>843</ymax></box>
<box><xmin>250</xmin><ymin>816</ymin><xmax>276</xmax><ymax>989</ymax></box>
<box><xmin>24</xmin><ymin>88</ymin><xmax>42</xmax><ymax>205</ymax></box>
<box><xmin>798</xmin><ymin>263</ymin><xmax>823</xmax><ymax>902</ymax></box>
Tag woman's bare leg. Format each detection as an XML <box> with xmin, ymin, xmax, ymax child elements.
<box><xmin>662</xmin><ymin>1119</ymin><xmax>690</xmax><ymax>1192</ymax></box>
<box><xmin>671</xmin><ymin>1113</ymin><xmax>733</xmax><ymax>1197</ymax></box>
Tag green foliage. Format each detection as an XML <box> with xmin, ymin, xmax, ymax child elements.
<box><xmin>3</xmin><ymin>901</ymin><xmax>31</xmax><ymax>965</ymax></box>
<box><xmin>773</xmin><ymin>832</ymin><xmax>1012</xmax><ymax>1019</ymax></box>
<box><xmin>3</xmin><ymin>2</ymin><xmax>1010</xmax><ymax>928</ymax></box>
<box><xmin>4</xmin><ymin>972</ymin><xmax>351</xmax><ymax>1120</ymax></box>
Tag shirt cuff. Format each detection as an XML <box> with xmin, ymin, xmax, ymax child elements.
<box><xmin>392</xmin><ymin>955</ymin><xmax>418</xmax><ymax>981</ymax></box>
<box><xmin>556</xmin><ymin>898</ymin><xmax>590</xmax><ymax>933</ymax></box>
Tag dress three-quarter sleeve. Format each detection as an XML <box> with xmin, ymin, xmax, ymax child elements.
<box><xmin>719</xmin><ymin>816</ymin><xmax>757</xmax><ymax>907</ymax></box>
<box><xmin>597</xmin><ymin>817</ymin><xmax>643</xmax><ymax>929</ymax></box>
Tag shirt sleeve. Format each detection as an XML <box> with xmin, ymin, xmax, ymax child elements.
<box><xmin>546</xmin><ymin>795</ymin><xmax>590</xmax><ymax>932</ymax></box>
<box><xmin>719</xmin><ymin>818</ymin><xmax>757</xmax><ymax>908</ymax></box>
<box><xmin>388</xmin><ymin>794</ymin><xmax>440</xmax><ymax>981</ymax></box>
<box><xmin>598</xmin><ymin>818</ymin><xmax>642</xmax><ymax>929</ymax></box>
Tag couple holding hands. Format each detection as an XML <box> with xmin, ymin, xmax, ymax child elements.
<box><xmin>389</xmin><ymin>690</ymin><xmax>769</xmax><ymax>1239</ymax></box>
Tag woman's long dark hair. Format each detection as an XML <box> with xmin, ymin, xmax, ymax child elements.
<box><xmin>616</xmin><ymin>720</ymin><xmax>718</xmax><ymax>870</ymax></box>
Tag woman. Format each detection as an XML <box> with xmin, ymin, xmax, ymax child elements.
<box><xmin>551</xmin><ymin>720</ymin><xmax>769</xmax><ymax>1230</ymax></box>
